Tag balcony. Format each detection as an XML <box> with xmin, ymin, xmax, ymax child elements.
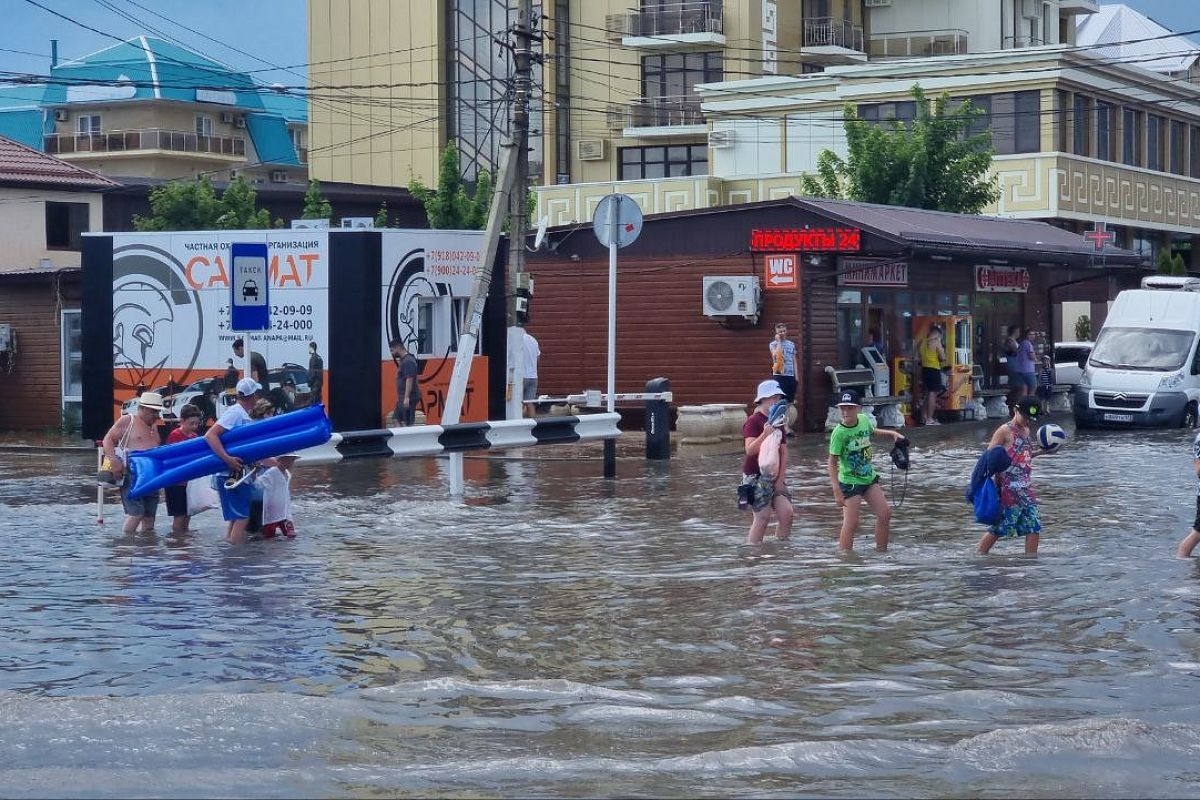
<box><xmin>868</xmin><ymin>29</ymin><xmax>969</xmax><ymax>59</ymax></box>
<box><xmin>1058</xmin><ymin>0</ymin><xmax>1099</xmax><ymax>14</ymax></box>
<box><xmin>608</xmin><ymin>96</ymin><xmax>705</xmax><ymax>135</ymax></box>
<box><xmin>44</xmin><ymin>129</ymin><xmax>247</xmax><ymax>159</ymax></box>
<box><xmin>608</xmin><ymin>2</ymin><xmax>725</xmax><ymax>49</ymax></box>
<box><xmin>803</xmin><ymin>17</ymin><xmax>866</xmax><ymax>64</ymax></box>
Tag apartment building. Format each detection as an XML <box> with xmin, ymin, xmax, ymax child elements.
<box><xmin>0</xmin><ymin>37</ymin><xmax>308</xmax><ymax>186</ymax></box>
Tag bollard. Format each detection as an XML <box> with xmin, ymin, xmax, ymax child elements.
<box><xmin>645</xmin><ymin>377</ymin><xmax>671</xmax><ymax>460</ymax></box>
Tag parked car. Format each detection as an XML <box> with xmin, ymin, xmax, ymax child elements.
<box><xmin>265</xmin><ymin>363</ymin><xmax>313</xmax><ymax>410</ymax></box>
<box><xmin>161</xmin><ymin>376</ymin><xmax>224</xmax><ymax>420</ymax></box>
<box><xmin>1052</xmin><ymin>341</ymin><xmax>1094</xmax><ymax>386</ymax></box>
<box><xmin>120</xmin><ymin>384</ymin><xmax>170</xmax><ymax>416</ymax></box>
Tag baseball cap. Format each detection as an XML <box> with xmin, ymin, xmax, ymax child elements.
<box><xmin>754</xmin><ymin>379</ymin><xmax>785</xmax><ymax>402</ymax></box>
<box><xmin>1015</xmin><ymin>396</ymin><xmax>1043</xmax><ymax>419</ymax></box>
<box><xmin>236</xmin><ymin>378</ymin><xmax>261</xmax><ymax>397</ymax></box>
<box><xmin>836</xmin><ymin>389</ymin><xmax>862</xmax><ymax>407</ymax></box>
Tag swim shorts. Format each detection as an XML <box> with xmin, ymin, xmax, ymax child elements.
<box><xmin>261</xmin><ymin>519</ymin><xmax>296</xmax><ymax>539</ymax></box>
<box><xmin>989</xmin><ymin>502</ymin><xmax>1041</xmax><ymax>538</ymax></box>
<box><xmin>120</xmin><ymin>474</ymin><xmax>159</xmax><ymax>518</ymax></box>
<box><xmin>164</xmin><ymin>484</ymin><xmax>188</xmax><ymax>518</ymax></box>
<box><xmin>215</xmin><ymin>474</ymin><xmax>254</xmax><ymax>522</ymax></box>
<box><xmin>742</xmin><ymin>474</ymin><xmax>790</xmax><ymax>512</ymax></box>
<box><xmin>921</xmin><ymin>367</ymin><xmax>943</xmax><ymax>392</ymax></box>
<box><xmin>839</xmin><ymin>476</ymin><xmax>881</xmax><ymax>499</ymax></box>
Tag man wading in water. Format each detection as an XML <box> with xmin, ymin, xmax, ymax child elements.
<box><xmin>101</xmin><ymin>391</ymin><xmax>165</xmax><ymax>534</ymax></box>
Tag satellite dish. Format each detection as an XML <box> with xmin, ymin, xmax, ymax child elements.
<box><xmin>533</xmin><ymin>216</ymin><xmax>549</xmax><ymax>251</ymax></box>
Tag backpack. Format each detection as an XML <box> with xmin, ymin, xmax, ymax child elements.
<box><xmin>972</xmin><ymin>479</ymin><xmax>1002</xmax><ymax>525</ymax></box>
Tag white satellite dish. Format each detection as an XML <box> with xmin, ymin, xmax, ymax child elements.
<box><xmin>532</xmin><ymin>215</ymin><xmax>549</xmax><ymax>251</ymax></box>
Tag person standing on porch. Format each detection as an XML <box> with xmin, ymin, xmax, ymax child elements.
<box><xmin>918</xmin><ymin>325</ymin><xmax>947</xmax><ymax>426</ymax></box>
<box><xmin>1005</xmin><ymin>325</ymin><xmax>1036</xmax><ymax>405</ymax></box>
<box><xmin>769</xmin><ymin>322</ymin><xmax>798</xmax><ymax>407</ymax></box>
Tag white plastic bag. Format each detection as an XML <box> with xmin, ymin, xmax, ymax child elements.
<box><xmin>757</xmin><ymin>429</ymin><xmax>782</xmax><ymax>480</ymax></box>
<box><xmin>186</xmin><ymin>476</ymin><xmax>220</xmax><ymax>516</ymax></box>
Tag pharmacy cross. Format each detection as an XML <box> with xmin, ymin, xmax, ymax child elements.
<box><xmin>1084</xmin><ymin>222</ymin><xmax>1115</xmax><ymax>252</ymax></box>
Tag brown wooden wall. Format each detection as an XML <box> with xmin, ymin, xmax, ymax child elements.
<box><xmin>0</xmin><ymin>274</ymin><xmax>79</xmax><ymax>432</ymax></box>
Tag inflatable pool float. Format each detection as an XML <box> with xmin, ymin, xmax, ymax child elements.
<box><xmin>127</xmin><ymin>404</ymin><xmax>332</xmax><ymax>499</ymax></box>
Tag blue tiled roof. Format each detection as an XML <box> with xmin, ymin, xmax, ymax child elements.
<box><xmin>0</xmin><ymin>109</ymin><xmax>46</xmax><ymax>149</ymax></box>
<box><xmin>245</xmin><ymin>112</ymin><xmax>299</xmax><ymax>167</ymax></box>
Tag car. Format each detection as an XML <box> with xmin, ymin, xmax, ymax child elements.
<box><xmin>1052</xmin><ymin>341</ymin><xmax>1094</xmax><ymax>386</ymax></box>
<box><xmin>242</xmin><ymin>279</ymin><xmax>259</xmax><ymax>301</ymax></box>
<box><xmin>161</xmin><ymin>376</ymin><xmax>225</xmax><ymax>420</ymax></box>
<box><xmin>120</xmin><ymin>384</ymin><xmax>170</xmax><ymax>416</ymax></box>
<box><xmin>264</xmin><ymin>363</ymin><xmax>314</xmax><ymax>409</ymax></box>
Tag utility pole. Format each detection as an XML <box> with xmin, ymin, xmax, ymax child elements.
<box><xmin>505</xmin><ymin>0</ymin><xmax>535</xmax><ymax>420</ymax></box>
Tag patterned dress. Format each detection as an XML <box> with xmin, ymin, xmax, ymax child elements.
<box><xmin>989</xmin><ymin>422</ymin><xmax>1042</xmax><ymax>538</ymax></box>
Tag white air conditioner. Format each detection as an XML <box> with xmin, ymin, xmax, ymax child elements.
<box><xmin>340</xmin><ymin>217</ymin><xmax>375</xmax><ymax>228</ymax></box>
<box><xmin>270</xmin><ymin>170</ymin><xmax>288</xmax><ymax>183</ymax></box>
<box><xmin>702</xmin><ymin>276</ymin><xmax>760</xmax><ymax>321</ymax></box>
<box><xmin>220</xmin><ymin>111</ymin><xmax>234</xmax><ymax>124</ymax></box>
<box><xmin>708</xmin><ymin>129</ymin><xmax>735</xmax><ymax>148</ymax></box>
<box><xmin>576</xmin><ymin>139</ymin><xmax>607</xmax><ymax>161</ymax></box>
<box><xmin>290</xmin><ymin>219</ymin><xmax>330</xmax><ymax>229</ymax></box>
<box><xmin>864</xmin><ymin>0</ymin><xmax>892</xmax><ymax>6</ymax></box>
<box><xmin>54</xmin><ymin>109</ymin><xmax>67</xmax><ymax>122</ymax></box>
<box><xmin>235</xmin><ymin>116</ymin><xmax>247</xmax><ymax>129</ymax></box>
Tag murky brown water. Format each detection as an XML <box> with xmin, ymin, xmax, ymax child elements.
<box><xmin>2</xmin><ymin>423</ymin><xmax>1200</xmax><ymax>798</ymax></box>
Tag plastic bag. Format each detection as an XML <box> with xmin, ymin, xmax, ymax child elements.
<box><xmin>186</xmin><ymin>475</ymin><xmax>220</xmax><ymax>516</ymax></box>
<box><xmin>973</xmin><ymin>479</ymin><xmax>1002</xmax><ymax>525</ymax></box>
<box><xmin>758</xmin><ymin>429</ymin><xmax>782</xmax><ymax>480</ymax></box>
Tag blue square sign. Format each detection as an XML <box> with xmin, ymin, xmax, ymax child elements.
<box><xmin>230</xmin><ymin>242</ymin><xmax>270</xmax><ymax>331</ymax></box>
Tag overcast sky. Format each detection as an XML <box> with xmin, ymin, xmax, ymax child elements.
<box><xmin>0</xmin><ymin>0</ymin><xmax>1195</xmax><ymax>81</ymax></box>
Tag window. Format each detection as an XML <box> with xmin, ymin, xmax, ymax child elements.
<box><xmin>1171</xmin><ymin>120</ymin><xmax>1186</xmax><ymax>175</ymax></box>
<box><xmin>618</xmin><ymin>144</ymin><xmax>707</xmax><ymax>179</ymax></box>
<box><xmin>1073</xmin><ymin>94</ymin><xmax>1091</xmax><ymax>157</ymax></box>
<box><xmin>1122</xmin><ymin>108</ymin><xmax>1142</xmax><ymax>166</ymax></box>
<box><xmin>195</xmin><ymin>115</ymin><xmax>213</xmax><ymax>137</ymax></box>
<box><xmin>45</xmin><ymin>201</ymin><xmax>89</xmax><ymax>251</ymax></box>
<box><xmin>1055</xmin><ymin>90</ymin><xmax>1070</xmax><ymax>152</ymax></box>
<box><xmin>1147</xmin><ymin>114</ymin><xmax>1164</xmax><ymax>171</ymax></box>
<box><xmin>963</xmin><ymin>95</ymin><xmax>991</xmax><ymax>141</ymax></box>
<box><xmin>1096</xmin><ymin>101</ymin><xmax>1114</xmax><ymax>162</ymax></box>
<box><xmin>953</xmin><ymin>91</ymin><xmax>1039</xmax><ymax>155</ymax></box>
<box><xmin>1192</xmin><ymin>126</ymin><xmax>1200</xmax><ymax>179</ymax></box>
<box><xmin>76</xmin><ymin>114</ymin><xmax>100</xmax><ymax>135</ymax></box>
<box><xmin>1013</xmin><ymin>90</ymin><xmax>1040</xmax><ymax>153</ymax></box>
<box><xmin>61</xmin><ymin>309</ymin><xmax>82</xmax><ymax>402</ymax></box>
<box><xmin>641</xmin><ymin>51</ymin><xmax>722</xmax><ymax>100</ymax></box>
<box><xmin>415</xmin><ymin>298</ymin><xmax>435</xmax><ymax>357</ymax></box>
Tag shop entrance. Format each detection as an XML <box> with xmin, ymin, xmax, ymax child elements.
<box><xmin>973</xmin><ymin>293</ymin><xmax>1023</xmax><ymax>387</ymax></box>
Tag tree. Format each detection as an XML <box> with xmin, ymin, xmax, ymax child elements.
<box><xmin>374</xmin><ymin>202</ymin><xmax>389</xmax><ymax>228</ymax></box>
<box><xmin>216</xmin><ymin>175</ymin><xmax>273</xmax><ymax>229</ymax></box>
<box><xmin>133</xmin><ymin>174</ymin><xmax>274</xmax><ymax>231</ymax></box>
<box><xmin>408</xmin><ymin>142</ymin><xmax>493</xmax><ymax>230</ymax></box>
<box><xmin>801</xmin><ymin>85</ymin><xmax>1000</xmax><ymax>215</ymax></box>
<box><xmin>301</xmin><ymin>179</ymin><xmax>332</xmax><ymax>220</ymax></box>
<box><xmin>1157</xmin><ymin>250</ymin><xmax>1187</xmax><ymax>275</ymax></box>
<box><xmin>1074</xmin><ymin>315</ymin><xmax>1091</xmax><ymax>342</ymax></box>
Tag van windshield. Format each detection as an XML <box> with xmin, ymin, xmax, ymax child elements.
<box><xmin>1089</xmin><ymin>327</ymin><xmax>1195</xmax><ymax>371</ymax></box>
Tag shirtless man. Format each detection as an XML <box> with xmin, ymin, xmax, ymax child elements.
<box><xmin>101</xmin><ymin>392</ymin><xmax>165</xmax><ymax>534</ymax></box>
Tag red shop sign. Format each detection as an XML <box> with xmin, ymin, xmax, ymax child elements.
<box><xmin>975</xmin><ymin>264</ymin><xmax>1031</xmax><ymax>293</ymax></box>
<box><xmin>750</xmin><ymin>227</ymin><xmax>861</xmax><ymax>252</ymax></box>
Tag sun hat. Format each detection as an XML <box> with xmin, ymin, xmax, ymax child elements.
<box><xmin>754</xmin><ymin>379</ymin><xmax>785</xmax><ymax>402</ymax></box>
<box><xmin>1015</xmin><ymin>396</ymin><xmax>1043</xmax><ymax>419</ymax></box>
<box><xmin>836</xmin><ymin>389</ymin><xmax>862</xmax><ymax>407</ymax></box>
<box><xmin>236</xmin><ymin>377</ymin><xmax>262</xmax><ymax>397</ymax></box>
<box><xmin>137</xmin><ymin>392</ymin><xmax>164</xmax><ymax>410</ymax></box>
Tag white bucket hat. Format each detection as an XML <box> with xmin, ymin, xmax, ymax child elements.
<box><xmin>754</xmin><ymin>379</ymin><xmax>785</xmax><ymax>403</ymax></box>
<box><xmin>137</xmin><ymin>392</ymin><xmax>164</xmax><ymax>410</ymax></box>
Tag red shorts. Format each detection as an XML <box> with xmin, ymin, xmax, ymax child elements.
<box><xmin>261</xmin><ymin>519</ymin><xmax>296</xmax><ymax>539</ymax></box>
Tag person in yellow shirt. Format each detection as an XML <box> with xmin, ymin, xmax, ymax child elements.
<box><xmin>918</xmin><ymin>325</ymin><xmax>947</xmax><ymax>426</ymax></box>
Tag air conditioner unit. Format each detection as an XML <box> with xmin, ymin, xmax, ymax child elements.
<box><xmin>53</xmin><ymin>109</ymin><xmax>67</xmax><ymax>122</ymax></box>
<box><xmin>864</xmin><ymin>0</ymin><xmax>892</xmax><ymax>6</ymax></box>
<box><xmin>290</xmin><ymin>219</ymin><xmax>330</xmax><ymax>229</ymax></box>
<box><xmin>270</xmin><ymin>170</ymin><xmax>288</xmax><ymax>183</ymax></box>
<box><xmin>702</xmin><ymin>275</ymin><xmax>760</xmax><ymax>321</ymax></box>
<box><xmin>340</xmin><ymin>217</ymin><xmax>375</xmax><ymax>228</ymax></box>
<box><xmin>576</xmin><ymin>139</ymin><xmax>607</xmax><ymax>161</ymax></box>
<box><xmin>708</xmin><ymin>129</ymin><xmax>735</xmax><ymax>148</ymax></box>
<box><xmin>235</xmin><ymin>116</ymin><xmax>246</xmax><ymax>129</ymax></box>
<box><xmin>220</xmin><ymin>111</ymin><xmax>234</xmax><ymax>124</ymax></box>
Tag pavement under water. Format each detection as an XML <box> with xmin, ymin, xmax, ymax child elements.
<box><xmin>2</xmin><ymin>421</ymin><xmax>1200</xmax><ymax>798</ymax></box>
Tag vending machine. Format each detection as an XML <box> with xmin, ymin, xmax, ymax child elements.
<box><xmin>913</xmin><ymin>315</ymin><xmax>974</xmax><ymax>413</ymax></box>
<box><xmin>860</xmin><ymin>346</ymin><xmax>890</xmax><ymax>397</ymax></box>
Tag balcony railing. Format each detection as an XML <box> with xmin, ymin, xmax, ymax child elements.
<box><xmin>45</xmin><ymin>129</ymin><xmax>247</xmax><ymax>157</ymax></box>
<box><xmin>803</xmin><ymin>17</ymin><xmax>865</xmax><ymax>52</ymax></box>
<box><xmin>609</xmin><ymin>1</ymin><xmax>724</xmax><ymax>39</ymax></box>
<box><xmin>609</xmin><ymin>95</ymin><xmax>704</xmax><ymax>129</ymax></box>
<box><xmin>867</xmin><ymin>28</ymin><xmax>969</xmax><ymax>58</ymax></box>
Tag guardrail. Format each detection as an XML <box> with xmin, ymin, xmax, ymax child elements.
<box><xmin>45</xmin><ymin>129</ymin><xmax>247</xmax><ymax>157</ymax></box>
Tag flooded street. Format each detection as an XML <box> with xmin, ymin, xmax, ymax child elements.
<box><xmin>3</xmin><ymin>423</ymin><xmax>1200</xmax><ymax>798</ymax></box>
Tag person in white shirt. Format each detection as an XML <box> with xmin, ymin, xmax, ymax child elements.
<box><xmin>204</xmin><ymin>377</ymin><xmax>260</xmax><ymax>544</ymax></box>
<box><xmin>522</xmin><ymin>329</ymin><xmax>541</xmax><ymax>418</ymax></box>
<box><xmin>255</xmin><ymin>453</ymin><xmax>297</xmax><ymax>539</ymax></box>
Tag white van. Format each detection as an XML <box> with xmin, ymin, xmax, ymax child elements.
<box><xmin>1075</xmin><ymin>276</ymin><xmax>1200</xmax><ymax>429</ymax></box>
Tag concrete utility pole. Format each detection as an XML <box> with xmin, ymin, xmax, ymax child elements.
<box><xmin>505</xmin><ymin>0</ymin><xmax>535</xmax><ymax>421</ymax></box>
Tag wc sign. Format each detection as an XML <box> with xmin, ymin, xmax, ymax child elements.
<box><xmin>764</xmin><ymin>253</ymin><xmax>797</xmax><ymax>290</ymax></box>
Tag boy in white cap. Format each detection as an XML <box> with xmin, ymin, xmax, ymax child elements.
<box><xmin>101</xmin><ymin>391</ymin><xmax>165</xmax><ymax>534</ymax></box>
<box><xmin>741</xmin><ymin>378</ymin><xmax>794</xmax><ymax>544</ymax></box>
<box><xmin>204</xmin><ymin>377</ymin><xmax>261</xmax><ymax>544</ymax></box>
<box><xmin>827</xmin><ymin>389</ymin><xmax>908</xmax><ymax>551</ymax></box>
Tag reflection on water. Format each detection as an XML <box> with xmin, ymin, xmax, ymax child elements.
<box><xmin>2</xmin><ymin>426</ymin><xmax>1200</xmax><ymax>797</ymax></box>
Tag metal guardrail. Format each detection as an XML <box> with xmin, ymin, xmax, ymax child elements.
<box><xmin>608</xmin><ymin>96</ymin><xmax>704</xmax><ymax>129</ymax></box>
<box><xmin>803</xmin><ymin>17</ymin><xmax>865</xmax><ymax>52</ymax></box>
<box><xmin>867</xmin><ymin>28</ymin><xmax>969</xmax><ymax>58</ymax></box>
<box><xmin>609</xmin><ymin>1</ymin><xmax>724</xmax><ymax>38</ymax></box>
<box><xmin>45</xmin><ymin>129</ymin><xmax>247</xmax><ymax>157</ymax></box>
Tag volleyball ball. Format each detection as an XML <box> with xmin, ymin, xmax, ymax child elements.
<box><xmin>1037</xmin><ymin>423</ymin><xmax>1067</xmax><ymax>451</ymax></box>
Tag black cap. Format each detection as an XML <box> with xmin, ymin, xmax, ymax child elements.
<box><xmin>836</xmin><ymin>389</ymin><xmax>862</xmax><ymax>407</ymax></box>
<box><xmin>1015</xmin><ymin>396</ymin><xmax>1043</xmax><ymax>419</ymax></box>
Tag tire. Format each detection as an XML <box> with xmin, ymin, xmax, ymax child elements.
<box><xmin>1182</xmin><ymin>402</ymin><xmax>1198</xmax><ymax>430</ymax></box>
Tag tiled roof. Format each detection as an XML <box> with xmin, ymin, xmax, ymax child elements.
<box><xmin>0</xmin><ymin>135</ymin><xmax>117</xmax><ymax>188</ymax></box>
<box><xmin>1076</xmin><ymin>4</ymin><xmax>1199</xmax><ymax>75</ymax></box>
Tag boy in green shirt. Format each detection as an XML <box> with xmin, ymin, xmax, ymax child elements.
<box><xmin>827</xmin><ymin>389</ymin><xmax>908</xmax><ymax>552</ymax></box>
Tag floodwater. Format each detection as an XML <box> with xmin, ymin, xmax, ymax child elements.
<box><xmin>3</xmin><ymin>423</ymin><xmax>1200</xmax><ymax>798</ymax></box>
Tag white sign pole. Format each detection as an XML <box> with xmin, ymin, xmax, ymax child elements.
<box><xmin>603</xmin><ymin>198</ymin><xmax>619</xmax><ymax>478</ymax></box>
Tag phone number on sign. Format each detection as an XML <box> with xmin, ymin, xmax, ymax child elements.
<box><xmin>271</xmin><ymin>319</ymin><xmax>314</xmax><ymax>331</ymax></box>
<box><xmin>271</xmin><ymin>305</ymin><xmax>314</xmax><ymax>316</ymax></box>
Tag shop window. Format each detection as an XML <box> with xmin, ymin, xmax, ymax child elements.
<box><xmin>641</xmin><ymin>51</ymin><xmax>722</xmax><ymax>100</ymax></box>
<box><xmin>1096</xmin><ymin>101</ymin><xmax>1114</xmax><ymax>162</ymax></box>
<box><xmin>1131</xmin><ymin>230</ymin><xmax>1157</xmax><ymax>261</ymax></box>
<box><xmin>61</xmin><ymin>309</ymin><xmax>82</xmax><ymax>402</ymax></box>
<box><xmin>1123</xmin><ymin>108</ymin><xmax>1142</xmax><ymax>166</ymax></box>
<box><xmin>1147</xmin><ymin>114</ymin><xmax>1164</xmax><ymax>171</ymax></box>
<box><xmin>45</xmin><ymin>201</ymin><xmax>89</xmax><ymax>251</ymax></box>
<box><xmin>1171</xmin><ymin>120</ymin><xmax>1186</xmax><ymax>175</ymax></box>
<box><xmin>618</xmin><ymin>144</ymin><xmax>706</xmax><ymax>180</ymax></box>
<box><xmin>1072</xmin><ymin>94</ymin><xmax>1091</xmax><ymax>157</ymax></box>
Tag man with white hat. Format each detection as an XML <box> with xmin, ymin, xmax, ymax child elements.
<box><xmin>204</xmin><ymin>377</ymin><xmax>261</xmax><ymax>544</ymax></box>
<box><xmin>101</xmin><ymin>391</ymin><xmax>165</xmax><ymax>534</ymax></box>
<box><xmin>740</xmin><ymin>378</ymin><xmax>794</xmax><ymax>544</ymax></box>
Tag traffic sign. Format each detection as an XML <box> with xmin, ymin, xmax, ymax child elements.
<box><xmin>592</xmin><ymin>193</ymin><xmax>643</xmax><ymax>249</ymax></box>
<box><xmin>764</xmin><ymin>254</ymin><xmax>798</xmax><ymax>290</ymax></box>
<box><xmin>230</xmin><ymin>242</ymin><xmax>270</xmax><ymax>331</ymax></box>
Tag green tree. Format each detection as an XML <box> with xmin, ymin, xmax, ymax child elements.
<box><xmin>801</xmin><ymin>85</ymin><xmax>1000</xmax><ymax>215</ymax></box>
<box><xmin>374</xmin><ymin>202</ymin><xmax>389</xmax><ymax>228</ymax></box>
<box><xmin>133</xmin><ymin>176</ymin><xmax>223</xmax><ymax>231</ymax></box>
<box><xmin>408</xmin><ymin>142</ymin><xmax>493</xmax><ymax>230</ymax></box>
<box><xmin>216</xmin><ymin>175</ymin><xmax>273</xmax><ymax>229</ymax></box>
<box><xmin>1074</xmin><ymin>315</ymin><xmax>1091</xmax><ymax>342</ymax></box>
<box><xmin>301</xmin><ymin>179</ymin><xmax>332</xmax><ymax>220</ymax></box>
<box><xmin>1157</xmin><ymin>250</ymin><xmax>1187</xmax><ymax>275</ymax></box>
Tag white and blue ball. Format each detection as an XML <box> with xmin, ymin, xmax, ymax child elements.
<box><xmin>1037</xmin><ymin>423</ymin><xmax>1067</xmax><ymax>451</ymax></box>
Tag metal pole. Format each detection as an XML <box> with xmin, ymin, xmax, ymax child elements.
<box><xmin>505</xmin><ymin>0</ymin><xmax>534</xmax><ymax>421</ymax></box>
<box><xmin>604</xmin><ymin>197</ymin><xmax>618</xmax><ymax>479</ymax></box>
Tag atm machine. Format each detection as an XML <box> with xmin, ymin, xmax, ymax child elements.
<box><xmin>859</xmin><ymin>346</ymin><xmax>889</xmax><ymax>397</ymax></box>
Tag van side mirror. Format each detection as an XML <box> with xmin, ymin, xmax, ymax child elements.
<box><xmin>1078</xmin><ymin>354</ymin><xmax>1088</xmax><ymax>369</ymax></box>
